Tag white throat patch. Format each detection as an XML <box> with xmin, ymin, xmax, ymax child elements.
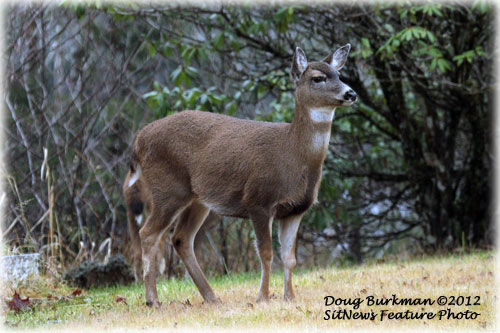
<box><xmin>309</xmin><ymin>107</ymin><xmax>335</xmax><ymax>123</ymax></box>
<box><xmin>312</xmin><ymin>131</ymin><xmax>331</xmax><ymax>153</ymax></box>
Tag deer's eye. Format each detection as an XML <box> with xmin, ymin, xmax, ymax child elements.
<box><xmin>312</xmin><ymin>76</ymin><xmax>326</xmax><ymax>83</ymax></box>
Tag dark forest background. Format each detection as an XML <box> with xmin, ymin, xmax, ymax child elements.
<box><xmin>3</xmin><ymin>1</ymin><xmax>494</xmax><ymax>278</ymax></box>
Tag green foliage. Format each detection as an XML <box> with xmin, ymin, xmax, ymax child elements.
<box><xmin>471</xmin><ymin>0</ymin><xmax>491</xmax><ymax>14</ymax></box>
<box><xmin>143</xmin><ymin>83</ymin><xmax>233</xmax><ymax>118</ymax></box>
<box><xmin>377</xmin><ymin>25</ymin><xmax>453</xmax><ymax>73</ymax></box>
<box><xmin>61</xmin><ymin>0</ymin><xmax>87</xmax><ymax>19</ymax></box>
<box><xmin>273</xmin><ymin>7</ymin><xmax>295</xmax><ymax>33</ymax></box>
<box><xmin>351</xmin><ymin>38</ymin><xmax>373</xmax><ymax>59</ymax></box>
<box><xmin>452</xmin><ymin>46</ymin><xmax>487</xmax><ymax>66</ymax></box>
<box><xmin>255</xmin><ymin>92</ymin><xmax>294</xmax><ymax>123</ymax></box>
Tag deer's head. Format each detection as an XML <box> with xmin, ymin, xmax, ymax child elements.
<box><xmin>291</xmin><ymin>44</ymin><xmax>356</xmax><ymax>111</ymax></box>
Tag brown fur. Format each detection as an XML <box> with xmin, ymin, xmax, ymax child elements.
<box><xmin>131</xmin><ymin>45</ymin><xmax>356</xmax><ymax>306</ymax></box>
<box><xmin>122</xmin><ymin>170</ymin><xmax>221</xmax><ymax>281</ymax></box>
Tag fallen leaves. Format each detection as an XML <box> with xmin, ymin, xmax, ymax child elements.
<box><xmin>6</xmin><ymin>292</ymin><xmax>31</xmax><ymax>313</ymax></box>
<box><xmin>115</xmin><ymin>296</ymin><xmax>127</xmax><ymax>305</ymax></box>
<box><xmin>4</xmin><ymin>288</ymin><xmax>86</xmax><ymax>314</ymax></box>
<box><xmin>72</xmin><ymin>289</ymin><xmax>82</xmax><ymax>297</ymax></box>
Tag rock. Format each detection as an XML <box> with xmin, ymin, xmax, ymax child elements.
<box><xmin>1</xmin><ymin>253</ymin><xmax>40</xmax><ymax>288</ymax></box>
<box><xmin>64</xmin><ymin>255</ymin><xmax>134</xmax><ymax>288</ymax></box>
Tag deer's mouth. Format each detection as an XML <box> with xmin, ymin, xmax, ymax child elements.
<box><xmin>332</xmin><ymin>98</ymin><xmax>355</xmax><ymax>106</ymax></box>
<box><xmin>341</xmin><ymin>99</ymin><xmax>355</xmax><ymax>106</ymax></box>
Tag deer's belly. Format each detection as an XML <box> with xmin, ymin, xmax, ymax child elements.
<box><xmin>199</xmin><ymin>199</ymin><xmax>249</xmax><ymax>219</ymax></box>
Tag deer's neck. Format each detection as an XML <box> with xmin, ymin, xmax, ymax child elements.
<box><xmin>290</xmin><ymin>102</ymin><xmax>335</xmax><ymax>165</ymax></box>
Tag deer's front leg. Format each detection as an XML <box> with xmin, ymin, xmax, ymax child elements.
<box><xmin>278</xmin><ymin>214</ymin><xmax>303</xmax><ymax>300</ymax></box>
<box><xmin>250</xmin><ymin>210</ymin><xmax>274</xmax><ymax>302</ymax></box>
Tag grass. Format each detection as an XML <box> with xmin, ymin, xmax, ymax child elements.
<box><xmin>2</xmin><ymin>251</ymin><xmax>496</xmax><ymax>330</ymax></box>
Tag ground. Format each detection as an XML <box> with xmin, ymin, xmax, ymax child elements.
<box><xmin>2</xmin><ymin>251</ymin><xmax>495</xmax><ymax>330</ymax></box>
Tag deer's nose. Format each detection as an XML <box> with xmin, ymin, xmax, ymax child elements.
<box><xmin>344</xmin><ymin>89</ymin><xmax>357</xmax><ymax>102</ymax></box>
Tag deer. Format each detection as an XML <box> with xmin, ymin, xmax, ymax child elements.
<box><xmin>123</xmin><ymin>170</ymin><xmax>221</xmax><ymax>281</ymax></box>
<box><xmin>128</xmin><ymin>44</ymin><xmax>356</xmax><ymax>307</ymax></box>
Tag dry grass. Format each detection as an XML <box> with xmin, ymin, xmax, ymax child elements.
<box><xmin>3</xmin><ymin>251</ymin><xmax>496</xmax><ymax>331</ymax></box>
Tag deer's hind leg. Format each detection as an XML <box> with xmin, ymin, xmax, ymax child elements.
<box><xmin>126</xmin><ymin>209</ymin><xmax>143</xmax><ymax>282</ymax></box>
<box><xmin>172</xmin><ymin>200</ymin><xmax>219</xmax><ymax>303</ymax></box>
<box><xmin>139</xmin><ymin>184</ymin><xmax>193</xmax><ymax>307</ymax></box>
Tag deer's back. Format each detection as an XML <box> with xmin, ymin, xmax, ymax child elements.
<box><xmin>136</xmin><ymin>110</ymin><xmax>289</xmax><ymax>161</ymax></box>
<box><xmin>135</xmin><ymin>111</ymin><xmax>306</xmax><ymax>217</ymax></box>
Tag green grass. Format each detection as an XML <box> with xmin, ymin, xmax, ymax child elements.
<box><xmin>2</xmin><ymin>251</ymin><xmax>496</xmax><ymax>330</ymax></box>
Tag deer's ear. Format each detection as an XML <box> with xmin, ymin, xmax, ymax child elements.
<box><xmin>323</xmin><ymin>43</ymin><xmax>351</xmax><ymax>71</ymax></box>
<box><xmin>291</xmin><ymin>47</ymin><xmax>308</xmax><ymax>82</ymax></box>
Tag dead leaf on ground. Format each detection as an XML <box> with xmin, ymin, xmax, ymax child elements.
<box><xmin>115</xmin><ymin>296</ymin><xmax>127</xmax><ymax>305</ymax></box>
<box><xmin>6</xmin><ymin>291</ymin><xmax>32</xmax><ymax>312</ymax></box>
<box><xmin>48</xmin><ymin>295</ymin><xmax>60</xmax><ymax>301</ymax></box>
<box><xmin>71</xmin><ymin>288</ymin><xmax>83</xmax><ymax>297</ymax></box>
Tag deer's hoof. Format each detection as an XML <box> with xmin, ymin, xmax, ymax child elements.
<box><xmin>205</xmin><ymin>296</ymin><xmax>222</xmax><ymax>304</ymax></box>
<box><xmin>256</xmin><ymin>295</ymin><xmax>269</xmax><ymax>303</ymax></box>
<box><xmin>145</xmin><ymin>300</ymin><xmax>161</xmax><ymax>308</ymax></box>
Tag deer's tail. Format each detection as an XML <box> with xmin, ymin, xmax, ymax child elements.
<box><xmin>125</xmin><ymin>148</ymin><xmax>143</xmax><ymax>216</ymax></box>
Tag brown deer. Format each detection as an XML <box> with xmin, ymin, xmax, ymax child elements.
<box><xmin>123</xmin><ymin>170</ymin><xmax>222</xmax><ymax>281</ymax></box>
<box><xmin>129</xmin><ymin>45</ymin><xmax>356</xmax><ymax>307</ymax></box>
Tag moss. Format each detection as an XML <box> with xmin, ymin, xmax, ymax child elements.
<box><xmin>64</xmin><ymin>255</ymin><xmax>134</xmax><ymax>288</ymax></box>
